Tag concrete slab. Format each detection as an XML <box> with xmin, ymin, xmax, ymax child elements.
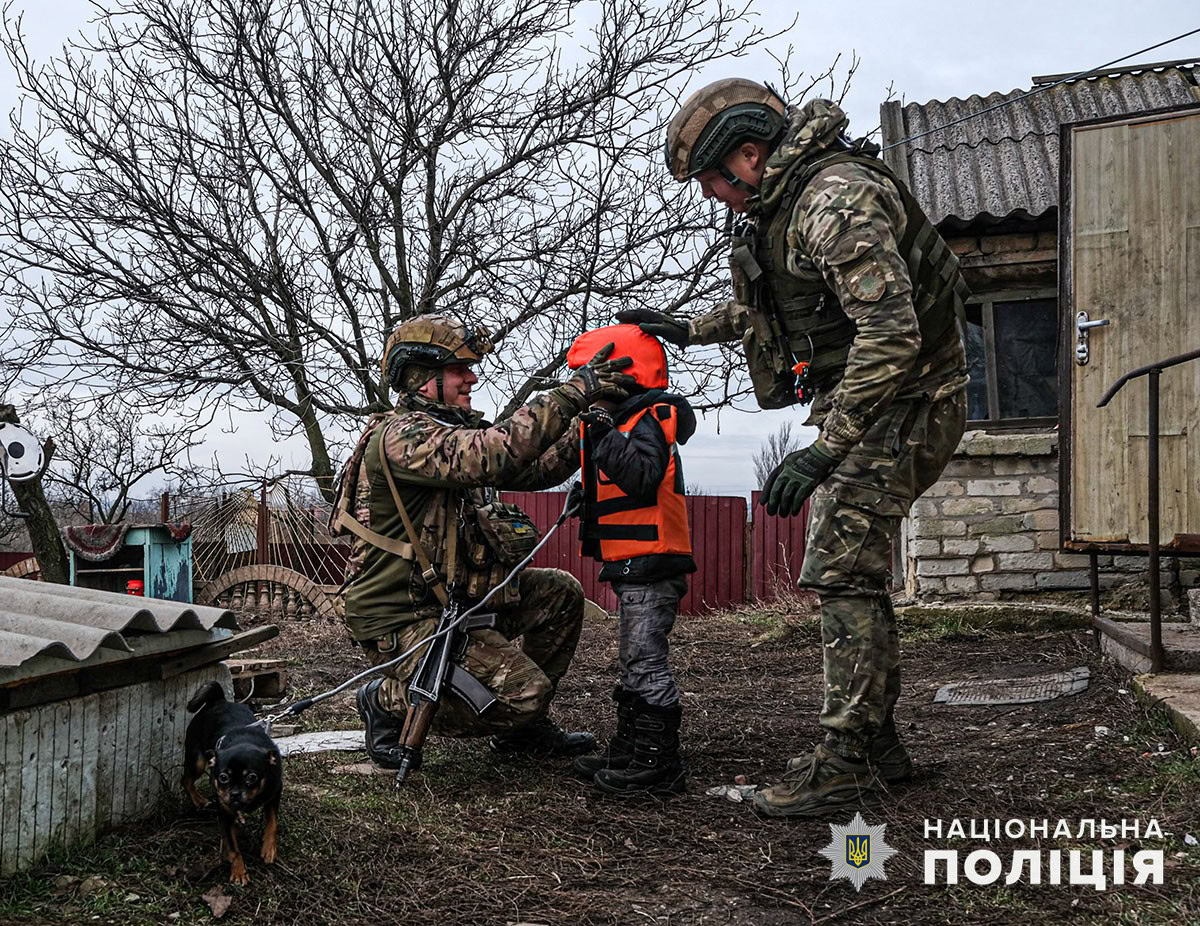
<box><xmin>1132</xmin><ymin>674</ymin><xmax>1200</xmax><ymax>744</ymax></box>
<box><xmin>933</xmin><ymin>666</ymin><xmax>1090</xmax><ymax>706</ymax></box>
<box><xmin>1094</xmin><ymin>618</ymin><xmax>1200</xmax><ymax>673</ymax></box>
<box><xmin>273</xmin><ymin>729</ymin><xmax>365</xmax><ymax>757</ymax></box>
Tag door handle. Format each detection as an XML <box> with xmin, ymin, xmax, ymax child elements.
<box><xmin>1075</xmin><ymin>311</ymin><xmax>1109</xmax><ymax>365</ymax></box>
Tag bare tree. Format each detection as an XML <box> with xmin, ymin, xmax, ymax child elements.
<box><xmin>0</xmin><ymin>402</ymin><xmax>68</xmax><ymax>580</ymax></box>
<box><xmin>0</xmin><ymin>0</ymin><xmax>796</xmax><ymax>499</ymax></box>
<box><xmin>752</xmin><ymin>420</ymin><xmax>804</xmax><ymax>488</ymax></box>
<box><xmin>29</xmin><ymin>394</ymin><xmax>206</xmax><ymax>524</ymax></box>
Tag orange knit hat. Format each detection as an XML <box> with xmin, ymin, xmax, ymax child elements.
<box><xmin>567</xmin><ymin>324</ymin><xmax>668</xmax><ymax>390</ymax></box>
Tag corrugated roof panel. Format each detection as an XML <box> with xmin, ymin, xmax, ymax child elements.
<box><xmin>0</xmin><ymin>576</ymin><xmax>238</xmax><ymax>669</ymax></box>
<box><xmin>883</xmin><ymin>66</ymin><xmax>1200</xmax><ymax>227</ymax></box>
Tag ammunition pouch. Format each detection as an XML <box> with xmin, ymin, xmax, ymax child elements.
<box><xmin>451</xmin><ymin>500</ymin><xmax>538</xmax><ymax>606</ymax></box>
<box><xmin>742</xmin><ymin>322</ymin><xmax>797</xmax><ymax>410</ymax></box>
<box><xmin>473</xmin><ymin>501</ymin><xmax>541</xmax><ymax>566</ymax></box>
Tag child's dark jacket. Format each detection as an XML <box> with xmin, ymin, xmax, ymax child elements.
<box><xmin>580</xmin><ymin>389</ymin><xmax>697</xmax><ymax>584</ymax></box>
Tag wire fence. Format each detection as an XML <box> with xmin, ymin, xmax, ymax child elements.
<box><xmin>168</xmin><ymin>475</ymin><xmax>345</xmax><ymax>587</ymax></box>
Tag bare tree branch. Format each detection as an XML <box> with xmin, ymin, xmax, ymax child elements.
<box><xmin>0</xmin><ymin>0</ymin><xmax>797</xmax><ymax>497</ymax></box>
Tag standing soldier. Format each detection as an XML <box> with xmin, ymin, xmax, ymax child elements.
<box><xmin>621</xmin><ymin>80</ymin><xmax>969</xmax><ymax>818</ymax></box>
<box><xmin>331</xmin><ymin>315</ymin><xmax>636</xmax><ymax>767</ymax></box>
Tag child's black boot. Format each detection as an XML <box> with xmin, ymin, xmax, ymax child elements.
<box><xmin>572</xmin><ymin>686</ymin><xmax>638</xmax><ymax>778</ymax></box>
<box><xmin>593</xmin><ymin>699</ymin><xmax>686</xmax><ymax>796</ymax></box>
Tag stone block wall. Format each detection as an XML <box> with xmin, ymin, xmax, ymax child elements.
<box><xmin>903</xmin><ymin>430</ymin><xmax>1198</xmax><ymax>600</ymax></box>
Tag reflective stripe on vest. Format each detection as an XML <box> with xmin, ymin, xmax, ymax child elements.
<box><xmin>579</xmin><ymin>404</ymin><xmax>692</xmax><ymax>561</ymax></box>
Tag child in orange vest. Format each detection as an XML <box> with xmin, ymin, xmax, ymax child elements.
<box><xmin>566</xmin><ymin>324</ymin><xmax>696</xmax><ymax>795</ymax></box>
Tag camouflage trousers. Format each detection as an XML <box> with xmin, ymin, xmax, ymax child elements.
<box><xmin>364</xmin><ymin>568</ymin><xmax>585</xmax><ymax>737</ymax></box>
<box><xmin>799</xmin><ymin>390</ymin><xmax>967</xmax><ymax>759</ymax></box>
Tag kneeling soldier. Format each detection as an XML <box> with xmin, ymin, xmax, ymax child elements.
<box><xmin>332</xmin><ymin>315</ymin><xmax>636</xmax><ymax>767</ymax></box>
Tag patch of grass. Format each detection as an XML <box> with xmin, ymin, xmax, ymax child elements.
<box><xmin>897</xmin><ymin>604</ymin><xmax>1092</xmax><ymax>642</ymax></box>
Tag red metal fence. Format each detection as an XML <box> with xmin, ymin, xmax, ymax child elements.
<box><xmin>502</xmin><ymin>491</ymin><xmax>808</xmax><ymax>615</ymax></box>
<box><xmin>5</xmin><ymin>492</ymin><xmax>813</xmax><ymax>613</ymax></box>
<box><xmin>749</xmin><ymin>491</ymin><xmax>811</xmax><ymax>600</ymax></box>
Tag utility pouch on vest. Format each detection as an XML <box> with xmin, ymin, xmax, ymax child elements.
<box><xmin>474</xmin><ymin>501</ymin><xmax>541</xmax><ymax>566</ymax></box>
<box><xmin>743</xmin><ymin>314</ymin><xmax>798</xmax><ymax>410</ymax></box>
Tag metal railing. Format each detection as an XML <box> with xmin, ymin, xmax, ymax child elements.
<box><xmin>1098</xmin><ymin>347</ymin><xmax>1200</xmax><ymax>672</ymax></box>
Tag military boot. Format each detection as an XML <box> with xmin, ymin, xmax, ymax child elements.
<box><xmin>490</xmin><ymin>715</ymin><xmax>597</xmax><ymax>758</ymax></box>
<box><xmin>572</xmin><ymin>686</ymin><xmax>637</xmax><ymax>779</ymax></box>
<box><xmin>870</xmin><ymin>720</ymin><xmax>913</xmax><ymax>784</ymax></box>
<box><xmin>356</xmin><ymin>679</ymin><xmax>416</xmax><ymax>771</ymax></box>
<box><xmin>751</xmin><ymin>744</ymin><xmax>881</xmax><ymax>819</ymax></box>
<box><xmin>593</xmin><ymin>701</ymin><xmax>686</xmax><ymax>796</ymax></box>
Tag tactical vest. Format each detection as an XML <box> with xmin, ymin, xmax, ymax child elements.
<box><xmin>732</xmin><ymin>146</ymin><xmax>969</xmax><ymax>409</ymax></box>
<box><xmin>330</xmin><ymin>412</ymin><xmax>527</xmax><ymax>641</ymax></box>
<box><xmin>579</xmin><ymin>404</ymin><xmax>692</xmax><ymax>562</ymax></box>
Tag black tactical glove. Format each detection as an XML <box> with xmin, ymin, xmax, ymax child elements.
<box><xmin>565</xmin><ymin>480</ymin><xmax>584</xmax><ymax>518</ymax></box>
<box><xmin>760</xmin><ymin>441</ymin><xmax>842</xmax><ymax>517</ymax></box>
<box><xmin>614</xmin><ymin>308</ymin><xmax>690</xmax><ymax>348</ymax></box>
<box><xmin>567</xmin><ymin>342</ymin><xmax>637</xmax><ymax>404</ymax></box>
<box><xmin>579</xmin><ymin>406</ymin><xmax>616</xmax><ymax>437</ymax></box>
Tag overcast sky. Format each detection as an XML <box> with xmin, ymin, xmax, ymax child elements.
<box><xmin>3</xmin><ymin>2</ymin><xmax>1199</xmax><ymax>496</ymax></box>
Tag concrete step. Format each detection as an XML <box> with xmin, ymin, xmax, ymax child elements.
<box><xmin>1132</xmin><ymin>673</ymin><xmax>1200</xmax><ymax>744</ymax></box>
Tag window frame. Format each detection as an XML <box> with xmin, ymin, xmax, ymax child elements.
<box><xmin>965</xmin><ymin>286</ymin><xmax>1059</xmax><ymax>430</ymax></box>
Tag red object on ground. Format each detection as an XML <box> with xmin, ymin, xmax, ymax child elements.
<box><xmin>567</xmin><ymin>324</ymin><xmax>668</xmax><ymax>390</ymax></box>
<box><xmin>126</xmin><ymin>579</ymin><xmax>144</xmax><ymax>596</ymax></box>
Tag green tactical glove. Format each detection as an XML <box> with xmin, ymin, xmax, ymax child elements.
<box><xmin>565</xmin><ymin>342</ymin><xmax>637</xmax><ymax>404</ymax></box>
<box><xmin>760</xmin><ymin>441</ymin><xmax>842</xmax><ymax>517</ymax></box>
<box><xmin>614</xmin><ymin>308</ymin><xmax>690</xmax><ymax>348</ymax></box>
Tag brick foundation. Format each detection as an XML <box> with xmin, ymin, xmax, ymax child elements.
<box><xmin>903</xmin><ymin>430</ymin><xmax>1194</xmax><ymax>601</ymax></box>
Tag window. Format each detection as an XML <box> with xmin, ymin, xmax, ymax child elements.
<box><xmin>964</xmin><ymin>292</ymin><xmax>1058</xmax><ymax>426</ymax></box>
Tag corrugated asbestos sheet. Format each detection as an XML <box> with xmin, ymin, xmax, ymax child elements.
<box><xmin>880</xmin><ymin>65</ymin><xmax>1200</xmax><ymax>229</ymax></box>
<box><xmin>0</xmin><ymin>576</ymin><xmax>237</xmax><ymax>670</ymax></box>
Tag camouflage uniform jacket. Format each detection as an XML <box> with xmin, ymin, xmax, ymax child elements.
<box><xmin>688</xmin><ymin>100</ymin><xmax>968</xmax><ymax>456</ymax></box>
<box><xmin>337</xmin><ymin>389</ymin><xmax>583</xmax><ymax>643</ymax></box>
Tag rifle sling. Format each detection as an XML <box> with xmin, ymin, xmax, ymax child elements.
<box><xmin>377</xmin><ymin>421</ymin><xmax>456</xmax><ymax>608</ymax></box>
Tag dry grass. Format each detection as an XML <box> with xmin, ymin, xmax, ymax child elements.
<box><xmin>1</xmin><ymin>603</ymin><xmax>1198</xmax><ymax>925</ymax></box>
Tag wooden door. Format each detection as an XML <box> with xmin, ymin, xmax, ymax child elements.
<box><xmin>1065</xmin><ymin>106</ymin><xmax>1200</xmax><ymax>549</ymax></box>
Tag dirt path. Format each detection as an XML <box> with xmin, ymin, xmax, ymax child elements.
<box><xmin>1</xmin><ymin>604</ymin><xmax>1197</xmax><ymax>925</ymax></box>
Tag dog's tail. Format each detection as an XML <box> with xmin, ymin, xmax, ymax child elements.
<box><xmin>186</xmin><ymin>680</ymin><xmax>228</xmax><ymax>713</ymax></box>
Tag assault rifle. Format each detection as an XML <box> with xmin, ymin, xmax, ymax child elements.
<box><xmin>393</xmin><ymin>601</ymin><xmax>499</xmax><ymax>784</ymax></box>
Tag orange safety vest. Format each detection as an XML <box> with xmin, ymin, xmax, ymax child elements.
<box><xmin>580</xmin><ymin>403</ymin><xmax>692</xmax><ymax>561</ymax></box>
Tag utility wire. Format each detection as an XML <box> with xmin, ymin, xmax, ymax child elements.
<box><xmin>881</xmin><ymin>26</ymin><xmax>1200</xmax><ymax>152</ymax></box>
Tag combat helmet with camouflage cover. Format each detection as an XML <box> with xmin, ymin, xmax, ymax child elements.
<box><xmin>664</xmin><ymin>78</ymin><xmax>786</xmax><ymax>189</ymax></box>
<box><xmin>382</xmin><ymin>313</ymin><xmax>494</xmax><ymax>393</ymax></box>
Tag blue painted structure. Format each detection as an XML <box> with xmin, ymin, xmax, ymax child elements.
<box><xmin>68</xmin><ymin>526</ymin><xmax>193</xmax><ymax>603</ymax></box>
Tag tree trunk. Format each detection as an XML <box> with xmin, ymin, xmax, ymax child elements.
<box><xmin>294</xmin><ymin>394</ymin><xmax>337</xmax><ymax>504</ymax></box>
<box><xmin>0</xmin><ymin>405</ymin><xmax>69</xmax><ymax>584</ymax></box>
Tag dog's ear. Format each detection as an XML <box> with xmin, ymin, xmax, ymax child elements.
<box><xmin>205</xmin><ymin>749</ymin><xmax>217</xmax><ymax>768</ymax></box>
<box><xmin>268</xmin><ymin>751</ymin><xmax>279</xmax><ymax>766</ymax></box>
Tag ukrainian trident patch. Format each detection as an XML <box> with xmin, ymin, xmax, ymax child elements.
<box><xmin>846</xmin><ymin>833</ymin><xmax>871</xmax><ymax>868</ymax></box>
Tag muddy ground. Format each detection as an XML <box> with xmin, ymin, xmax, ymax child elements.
<box><xmin>1</xmin><ymin>598</ymin><xmax>1198</xmax><ymax>925</ymax></box>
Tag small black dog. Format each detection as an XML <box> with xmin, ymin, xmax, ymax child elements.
<box><xmin>182</xmin><ymin>681</ymin><xmax>283</xmax><ymax>885</ymax></box>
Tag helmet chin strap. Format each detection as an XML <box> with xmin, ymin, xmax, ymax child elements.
<box><xmin>718</xmin><ymin>163</ymin><xmax>758</xmax><ymax>194</ymax></box>
<box><xmin>436</xmin><ymin>373</ymin><xmax>445</xmax><ymax>404</ymax></box>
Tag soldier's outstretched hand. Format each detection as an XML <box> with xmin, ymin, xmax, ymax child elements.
<box><xmin>568</xmin><ymin>342</ymin><xmax>637</xmax><ymax>403</ymax></box>
<box><xmin>760</xmin><ymin>441</ymin><xmax>842</xmax><ymax>517</ymax></box>
<box><xmin>614</xmin><ymin>308</ymin><xmax>690</xmax><ymax>348</ymax></box>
